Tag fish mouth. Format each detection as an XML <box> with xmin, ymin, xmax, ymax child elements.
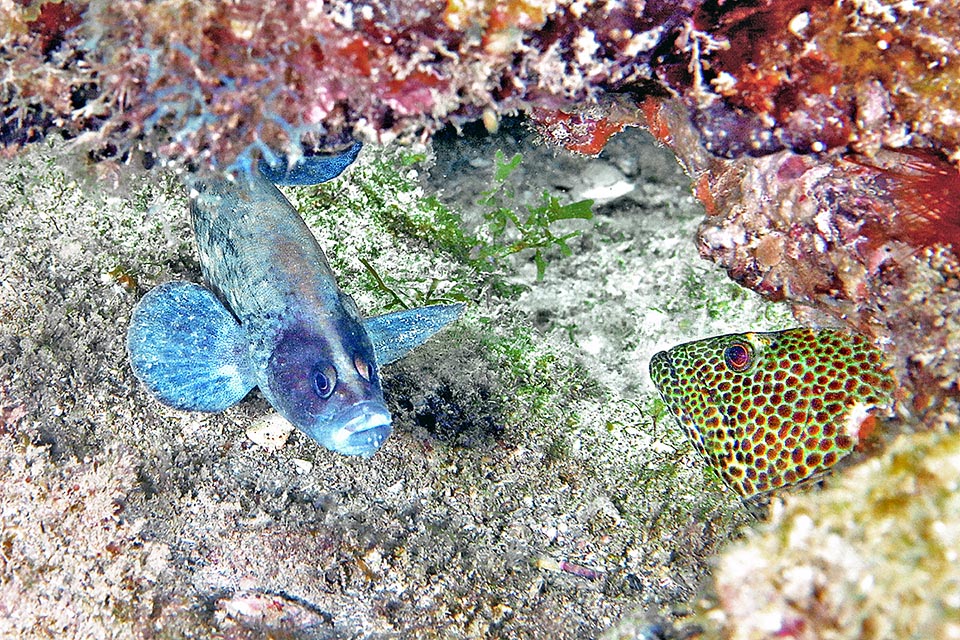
<box><xmin>328</xmin><ymin>401</ymin><xmax>393</xmax><ymax>458</ymax></box>
<box><xmin>650</xmin><ymin>349</ymin><xmax>706</xmax><ymax>425</ymax></box>
<box><xmin>648</xmin><ymin>350</ymin><xmax>675</xmax><ymax>391</ymax></box>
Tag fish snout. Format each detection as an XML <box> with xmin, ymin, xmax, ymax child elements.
<box><xmin>648</xmin><ymin>350</ymin><xmax>676</xmax><ymax>390</ymax></box>
<box><xmin>328</xmin><ymin>401</ymin><xmax>393</xmax><ymax>457</ymax></box>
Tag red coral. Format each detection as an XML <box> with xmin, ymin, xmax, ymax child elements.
<box><xmin>531</xmin><ymin>107</ymin><xmax>625</xmax><ymax>157</ymax></box>
<box><xmin>337</xmin><ymin>37</ymin><xmax>373</xmax><ymax>77</ymax></box>
<box><xmin>26</xmin><ymin>1</ymin><xmax>83</xmax><ymax>56</ymax></box>
<box><xmin>640</xmin><ymin>97</ymin><xmax>672</xmax><ymax>146</ymax></box>
<box><xmin>849</xmin><ymin>150</ymin><xmax>960</xmax><ymax>250</ymax></box>
<box><xmin>693</xmin><ymin>172</ymin><xmax>717</xmax><ymax>216</ymax></box>
<box><xmin>385</xmin><ymin>70</ymin><xmax>443</xmax><ymax>115</ymax></box>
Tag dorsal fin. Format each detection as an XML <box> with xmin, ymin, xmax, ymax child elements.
<box><xmin>362</xmin><ymin>304</ymin><xmax>464</xmax><ymax>366</ymax></box>
<box><xmin>258</xmin><ymin>141</ymin><xmax>363</xmax><ymax>186</ymax></box>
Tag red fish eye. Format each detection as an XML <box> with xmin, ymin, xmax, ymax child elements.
<box><xmin>724</xmin><ymin>343</ymin><xmax>752</xmax><ymax>372</ymax></box>
<box><xmin>354</xmin><ymin>354</ymin><xmax>372</xmax><ymax>382</ymax></box>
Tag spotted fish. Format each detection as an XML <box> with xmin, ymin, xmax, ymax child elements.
<box><xmin>127</xmin><ymin>144</ymin><xmax>463</xmax><ymax>457</ymax></box>
<box><xmin>649</xmin><ymin>328</ymin><xmax>896</xmax><ymax>497</ymax></box>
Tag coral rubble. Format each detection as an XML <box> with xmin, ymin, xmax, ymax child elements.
<box><xmin>5</xmin><ymin>0</ymin><xmax>958</xmax><ymax>164</ymax></box>
<box><xmin>2</xmin><ymin>0</ymin><xmax>691</xmax><ymax>167</ymax></box>
<box><xmin>712</xmin><ymin>429</ymin><xmax>960</xmax><ymax>640</ymax></box>
<box><xmin>0</xmin><ymin>396</ymin><xmax>169</xmax><ymax>637</ymax></box>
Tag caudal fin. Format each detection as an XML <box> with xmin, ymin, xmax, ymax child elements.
<box><xmin>127</xmin><ymin>281</ymin><xmax>255</xmax><ymax>412</ymax></box>
<box><xmin>363</xmin><ymin>304</ymin><xmax>465</xmax><ymax>366</ymax></box>
<box><xmin>258</xmin><ymin>141</ymin><xmax>363</xmax><ymax>186</ymax></box>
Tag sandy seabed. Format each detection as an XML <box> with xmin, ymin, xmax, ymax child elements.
<box><xmin>0</xmin><ymin>123</ymin><xmax>791</xmax><ymax>639</ymax></box>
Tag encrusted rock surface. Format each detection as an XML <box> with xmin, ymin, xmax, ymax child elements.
<box><xmin>713</xmin><ymin>428</ymin><xmax>960</xmax><ymax>640</ymax></box>
<box><xmin>3</xmin><ymin>1</ymin><xmax>960</xmax><ymax>637</ymax></box>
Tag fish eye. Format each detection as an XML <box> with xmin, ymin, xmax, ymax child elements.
<box><xmin>723</xmin><ymin>342</ymin><xmax>752</xmax><ymax>372</ymax></box>
<box><xmin>354</xmin><ymin>354</ymin><xmax>372</xmax><ymax>382</ymax></box>
<box><xmin>312</xmin><ymin>365</ymin><xmax>338</xmax><ymax>398</ymax></box>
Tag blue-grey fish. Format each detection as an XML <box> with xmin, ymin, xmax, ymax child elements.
<box><xmin>258</xmin><ymin>140</ymin><xmax>363</xmax><ymax>186</ymax></box>
<box><xmin>127</xmin><ymin>145</ymin><xmax>462</xmax><ymax>457</ymax></box>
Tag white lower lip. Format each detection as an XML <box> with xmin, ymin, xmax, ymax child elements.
<box><xmin>330</xmin><ymin>404</ymin><xmax>392</xmax><ymax>449</ymax></box>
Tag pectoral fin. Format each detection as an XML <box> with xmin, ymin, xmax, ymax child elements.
<box><xmin>363</xmin><ymin>304</ymin><xmax>464</xmax><ymax>366</ymax></box>
<box><xmin>127</xmin><ymin>281</ymin><xmax>255</xmax><ymax>412</ymax></box>
<box><xmin>258</xmin><ymin>141</ymin><xmax>363</xmax><ymax>186</ymax></box>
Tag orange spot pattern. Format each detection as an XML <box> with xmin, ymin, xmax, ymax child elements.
<box><xmin>649</xmin><ymin>328</ymin><xmax>896</xmax><ymax>498</ymax></box>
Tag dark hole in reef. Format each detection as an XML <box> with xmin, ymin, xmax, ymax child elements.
<box><xmin>1</xmin><ymin>104</ymin><xmax>52</xmax><ymax>147</ymax></box>
<box><xmin>387</xmin><ymin>372</ymin><xmax>503</xmax><ymax>449</ymax></box>
<box><xmin>70</xmin><ymin>82</ymin><xmax>100</xmax><ymax>110</ymax></box>
<box><xmin>413</xmin><ymin>382</ymin><xmax>503</xmax><ymax>447</ymax></box>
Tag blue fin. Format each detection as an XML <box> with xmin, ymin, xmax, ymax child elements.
<box><xmin>258</xmin><ymin>141</ymin><xmax>363</xmax><ymax>186</ymax></box>
<box><xmin>362</xmin><ymin>304</ymin><xmax>464</xmax><ymax>366</ymax></box>
<box><xmin>127</xmin><ymin>281</ymin><xmax>255</xmax><ymax>412</ymax></box>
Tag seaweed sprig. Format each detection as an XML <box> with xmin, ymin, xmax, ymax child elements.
<box><xmin>476</xmin><ymin>150</ymin><xmax>595</xmax><ymax>282</ymax></box>
<box><xmin>338</xmin><ymin>148</ymin><xmax>595</xmax><ymax>305</ymax></box>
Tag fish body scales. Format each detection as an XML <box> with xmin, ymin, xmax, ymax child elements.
<box><xmin>127</xmin><ymin>147</ymin><xmax>464</xmax><ymax>457</ymax></box>
<box><xmin>649</xmin><ymin>328</ymin><xmax>896</xmax><ymax>497</ymax></box>
<box><xmin>188</xmin><ymin>170</ymin><xmax>343</xmax><ymax>335</ymax></box>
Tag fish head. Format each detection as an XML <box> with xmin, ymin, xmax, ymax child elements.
<box><xmin>649</xmin><ymin>328</ymin><xmax>895</xmax><ymax>497</ymax></box>
<box><xmin>264</xmin><ymin>318</ymin><xmax>391</xmax><ymax>457</ymax></box>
